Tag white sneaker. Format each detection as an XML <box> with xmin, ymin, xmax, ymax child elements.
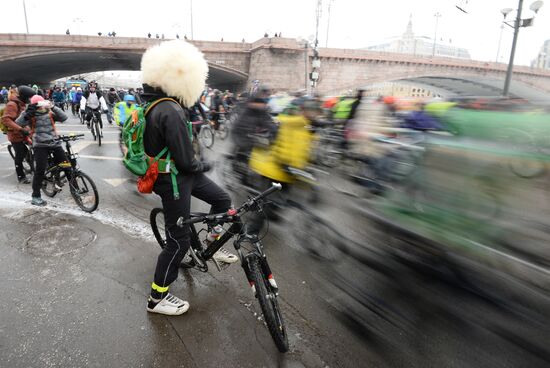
<box><xmin>213</xmin><ymin>247</ymin><xmax>239</xmax><ymax>264</ymax></box>
<box><xmin>146</xmin><ymin>293</ymin><xmax>190</xmax><ymax>316</ymax></box>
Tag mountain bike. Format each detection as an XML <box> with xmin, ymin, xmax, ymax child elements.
<box><xmin>8</xmin><ymin>138</ymin><xmax>34</xmax><ymax>175</ymax></box>
<box><xmin>42</xmin><ymin>134</ymin><xmax>99</xmax><ymax>213</ymax></box>
<box><xmin>149</xmin><ymin>183</ymin><xmax>289</xmax><ymax>352</ymax></box>
<box><xmin>89</xmin><ymin>112</ymin><xmax>102</xmax><ymax>146</ymax></box>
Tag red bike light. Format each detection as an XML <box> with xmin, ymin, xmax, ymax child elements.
<box><xmin>227</xmin><ymin>208</ymin><xmax>237</xmax><ymax>216</ymax></box>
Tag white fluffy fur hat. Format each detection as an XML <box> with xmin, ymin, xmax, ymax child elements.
<box><xmin>141</xmin><ymin>40</ymin><xmax>208</xmax><ymax>106</ymax></box>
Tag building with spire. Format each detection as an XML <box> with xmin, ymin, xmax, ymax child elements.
<box><xmin>531</xmin><ymin>40</ymin><xmax>550</xmax><ymax>69</ymax></box>
<box><xmin>365</xmin><ymin>16</ymin><xmax>471</xmax><ymax>59</ymax></box>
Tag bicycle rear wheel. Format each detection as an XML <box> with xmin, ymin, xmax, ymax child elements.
<box><xmin>42</xmin><ymin>171</ymin><xmax>59</xmax><ymax>198</ymax></box>
<box><xmin>8</xmin><ymin>145</ymin><xmax>33</xmax><ymax>175</ymax></box>
<box><xmin>69</xmin><ymin>171</ymin><xmax>99</xmax><ymax>212</ymax></box>
<box><xmin>149</xmin><ymin>208</ymin><xmax>200</xmax><ymax>269</ymax></box>
<box><xmin>248</xmin><ymin>256</ymin><xmax>289</xmax><ymax>353</ymax></box>
<box><xmin>150</xmin><ymin>207</ymin><xmax>167</xmax><ymax>249</ymax></box>
<box><xmin>218</xmin><ymin>120</ymin><xmax>229</xmax><ymax>140</ymax></box>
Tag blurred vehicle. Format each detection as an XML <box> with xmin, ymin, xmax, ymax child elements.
<box><xmin>65</xmin><ymin>78</ymin><xmax>87</xmax><ymax>91</ymax></box>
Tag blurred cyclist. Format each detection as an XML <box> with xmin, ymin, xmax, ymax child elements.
<box><xmin>80</xmin><ymin>81</ymin><xmax>108</xmax><ymax>133</ymax></box>
<box><xmin>114</xmin><ymin>94</ymin><xmax>137</xmax><ymax>127</ymax></box>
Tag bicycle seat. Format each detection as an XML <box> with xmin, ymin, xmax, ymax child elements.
<box><xmin>190</xmin><ymin>212</ymin><xmax>208</xmax><ymax>218</ymax></box>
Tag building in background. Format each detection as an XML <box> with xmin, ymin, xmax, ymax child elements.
<box><xmin>531</xmin><ymin>40</ymin><xmax>550</xmax><ymax>69</ymax></box>
<box><xmin>365</xmin><ymin>16</ymin><xmax>471</xmax><ymax>59</ymax></box>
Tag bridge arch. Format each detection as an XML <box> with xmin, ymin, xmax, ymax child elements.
<box><xmin>0</xmin><ymin>48</ymin><xmax>247</xmax><ymax>90</ymax></box>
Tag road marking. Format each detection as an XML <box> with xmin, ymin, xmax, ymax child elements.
<box><xmin>103</xmin><ymin>178</ymin><xmax>128</xmax><ymax>187</ymax></box>
<box><xmin>70</xmin><ymin>141</ymin><xmax>92</xmax><ymax>153</ymax></box>
<box><xmin>56</xmin><ymin>130</ymin><xmax>120</xmax><ymax>134</ymax></box>
<box><xmin>79</xmin><ymin>154</ymin><xmax>122</xmax><ymax>161</ymax></box>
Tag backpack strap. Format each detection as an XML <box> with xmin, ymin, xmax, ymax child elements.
<box><xmin>144</xmin><ymin>97</ymin><xmax>179</xmax><ymax>115</ymax></box>
<box><xmin>144</xmin><ymin>97</ymin><xmax>182</xmax><ymax>200</ymax></box>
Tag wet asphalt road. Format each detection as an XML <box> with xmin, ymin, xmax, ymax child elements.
<box><xmin>0</xmin><ymin>114</ymin><xmax>549</xmax><ymax>368</ymax></box>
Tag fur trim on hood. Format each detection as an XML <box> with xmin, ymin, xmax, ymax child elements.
<box><xmin>141</xmin><ymin>40</ymin><xmax>208</xmax><ymax>107</ymax></box>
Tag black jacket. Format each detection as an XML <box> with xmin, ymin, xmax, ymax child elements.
<box><xmin>231</xmin><ymin>104</ymin><xmax>273</xmax><ymax>151</ymax></box>
<box><xmin>106</xmin><ymin>92</ymin><xmax>119</xmax><ymax>105</ymax></box>
<box><xmin>144</xmin><ymin>98</ymin><xmax>205</xmax><ymax>175</ymax></box>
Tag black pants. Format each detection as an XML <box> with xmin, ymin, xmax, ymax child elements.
<box><xmin>152</xmin><ymin>173</ymin><xmax>232</xmax><ymax>296</ymax></box>
<box><xmin>32</xmin><ymin>145</ymin><xmax>68</xmax><ymax>198</ymax></box>
<box><xmin>85</xmin><ymin>108</ymin><xmax>103</xmax><ymax>129</ymax></box>
<box><xmin>11</xmin><ymin>141</ymin><xmax>29</xmax><ymax>180</ymax></box>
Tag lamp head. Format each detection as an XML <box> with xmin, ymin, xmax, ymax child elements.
<box><xmin>501</xmin><ymin>7</ymin><xmax>513</xmax><ymax>18</ymax></box>
<box><xmin>530</xmin><ymin>0</ymin><xmax>544</xmax><ymax>14</ymax></box>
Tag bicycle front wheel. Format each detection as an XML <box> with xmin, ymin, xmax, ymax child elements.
<box><xmin>90</xmin><ymin>119</ymin><xmax>97</xmax><ymax>141</ymax></box>
<box><xmin>249</xmin><ymin>256</ymin><xmax>289</xmax><ymax>353</ymax></box>
<box><xmin>95</xmin><ymin>120</ymin><xmax>102</xmax><ymax>147</ymax></box>
<box><xmin>199</xmin><ymin>125</ymin><xmax>214</xmax><ymax>148</ymax></box>
<box><xmin>69</xmin><ymin>171</ymin><xmax>99</xmax><ymax>212</ymax></box>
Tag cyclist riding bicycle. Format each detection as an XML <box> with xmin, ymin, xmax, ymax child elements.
<box><xmin>114</xmin><ymin>94</ymin><xmax>138</xmax><ymax>127</ymax></box>
<box><xmin>16</xmin><ymin>95</ymin><xmax>69</xmax><ymax>206</ymax></box>
<box><xmin>140</xmin><ymin>40</ymin><xmax>237</xmax><ymax>316</ymax></box>
<box><xmin>1</xmin><ymin>85</ymin><xmax>35</xmax><ymax>184</ymax></box>
<box><xmin>106</xmin><ymin>87</ymin><xmax>121</xmax><ymax>124</ymax></box>
<box><xmin>52</xmin><ymin>86</ymin><xmax>66</xmax><ymax>111</ymax></box>
<box><xmin>80</xmin><ymin>81</ymin><xmax>108</xmax><ymax>133</ymax></box>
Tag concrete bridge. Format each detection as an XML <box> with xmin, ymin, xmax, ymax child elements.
<box><xmin>1</xmin><ymin>33</ymin><xmax>550</xmax><ymax>95</ymax></box>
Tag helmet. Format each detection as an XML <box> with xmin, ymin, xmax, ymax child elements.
<box><xmin>88</xmin><ymin>81</ymin><xmax>98</xmax><ymax>89</ymax></box>
<box><xmin>17</xmin><ymin>85</ymin><xmax>36</xmax><ymax>103</ymax></box>
<box><xmin>383</xmin><ymin>96</ymin><xmax>396</xmax><ymax>105</ymax></box>
<box><xmin>77</xmin><ymin>87</ymin><xmax>82</xmax><ymax>92</ymax></box>
<box><xmin>124</xmin><ymin>94</ymin><xmax>136</xmax><ymax>103</ymax></box>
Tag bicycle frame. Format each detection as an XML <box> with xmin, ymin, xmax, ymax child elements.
<box><xmin>188</xmin><ymin>214</ymin><xmax>274</xmax><ymax>290</ymax></box>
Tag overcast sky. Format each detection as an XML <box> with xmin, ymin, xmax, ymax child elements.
<box><xmin>2</xmin><ymin>0</ymin><xmax>549</xmax><ymax>68</ymax></box>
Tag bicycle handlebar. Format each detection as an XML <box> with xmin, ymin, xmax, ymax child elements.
<box><xmin>55</xmin><ymin>133</ymin><xmax>85</xmax><ymax>142</ymax></box>
<box><xmin>176</xmin><ymin>182</ymin><xmax>282</xmax><ymax>227</ymax></box>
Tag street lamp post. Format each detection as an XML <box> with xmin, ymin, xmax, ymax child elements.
<box><xmin>503</xmin><ymin>0</ymin><xmax>524</xmax><ymax>96</ymax></box>
<box><xmin>502</xmin><ymin>0</ymin><xmax>544</xmax><ymax>96</ymax></box>
<box><xmin>22</xmin><ymin>0</ymin><xmax>29</xmax><ymax>34</ymax></box>
<box><xmin>432</xmin><ymin>12</ymin><xmax>442</xmax><ymax>57</ymax></box>
<box><xmin>190</xmin><ymin>0</ymin><xmax>194</xmax><ymax>40</ymax></box>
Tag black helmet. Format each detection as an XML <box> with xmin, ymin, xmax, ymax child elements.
<box><xmin>17</xmin><ymin>85</ymin><xmax>36</xmax><ymax>103</ymax></box>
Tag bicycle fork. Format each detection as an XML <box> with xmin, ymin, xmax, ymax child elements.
<box><xmin>240</xmin><ymin>250</ymin><xmax>279</xmax><ymax>296</ymax></box>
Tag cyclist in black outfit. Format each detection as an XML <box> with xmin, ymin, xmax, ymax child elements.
<box><xmin>140</xmin><ymin>40</ymin><xmax>237</xmax><ymax>316</ymax></box>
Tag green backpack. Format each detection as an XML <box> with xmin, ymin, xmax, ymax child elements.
<box><xmin>122</xmin><ymin>97</ymin><xmax>181</xmax><ymax>199</ymax></box>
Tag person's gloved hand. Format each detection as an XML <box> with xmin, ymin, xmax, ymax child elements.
<box><xmin>201</xmin><ymin>161</ymin><xmax>212</xmax><ymax>172</ymax></box>
<box><xmin>103</xmin><ymin>110</ymin><xmax>108</xmax><ymax>114</ymax></box>
<box><xmin>24</xmin><ymin>103</ymin><xmax>37</xmax><ymax>119</ymax></box>
<box><xmin>20</xmin><ymin>129</ymin><xmax>30</xmax><ymax>136</ymax></box>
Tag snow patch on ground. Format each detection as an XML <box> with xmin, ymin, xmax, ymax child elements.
<box><xmin>0</xmin><ymin>190</ymin><xmax>156</xmax><ymax>243</ymax></box>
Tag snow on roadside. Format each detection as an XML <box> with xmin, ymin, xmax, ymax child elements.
<box><xmin>0</xmin><ymin>190</ymin><xmax>156</xmax><ymax>243</ymax></box>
